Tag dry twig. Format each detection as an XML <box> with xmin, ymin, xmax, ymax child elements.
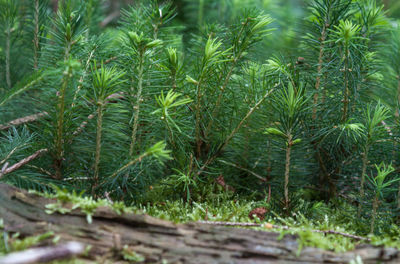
<box><xmin>0</xmin><ymin>112</ymin><xmax>48</xmax><ymax>131</ymax></box>
<box><xmin>0</xmin><ymin>149</ymin><xmax>48</xmax><ymax>178</ymax></box>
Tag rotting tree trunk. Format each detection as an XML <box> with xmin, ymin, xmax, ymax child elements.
<box><xmin>0</xmin><ymin>184</ymin><xmax>399</xmax><ymax>264</ymax></box>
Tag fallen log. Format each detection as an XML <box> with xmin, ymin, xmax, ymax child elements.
<box><xmin>0</xmin><ymin>183</ymin><xmax>399</xmax><ymax>264</ymax></box>
<box><xmin>0</xmin><ymin>242</ymin><xmax>84</xmax><ymax>264</ymax></box>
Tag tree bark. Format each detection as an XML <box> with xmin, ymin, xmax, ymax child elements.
<box><xmin>0</xmin><ymin>183</ymin><xmax>399</xmax><ymax>263</ymax></box>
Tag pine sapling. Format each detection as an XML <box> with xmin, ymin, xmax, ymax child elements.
<box><xmin>358</xmin><ymin>102</ymin><xmax>390</xmax><ymax>217</ymax></box>
<box><xmin>264</xmin><ymin>83</ymin><xmax>307</xmax><ymax>211</ymax></box>
<box><xmin>367</xmin><ymin>163</ymin><xmax>397</xmax><ymax>234</ymax></box>
<box><xmin>205</xmin><ymin>13</ymin><xmax>274</xmax><ymax>141</ymax></box>
<box><xmin>186</xmin><ymin>37</ymin><xmax>226</xmax><ymax>158</ymax></box>
<box><xmin>328</xmin><ymin>20</ymin><xmax>365</xmax><ymax>122</ymax></box>
<box><xmin>91</xmin><ymin>61</ymin><xmax>125</xmax><ymax>193</ymax></box>
<box><xmin>125</xmin><ymin>31</ymin><xmax>163</xmax><ymax>156</ymax></box>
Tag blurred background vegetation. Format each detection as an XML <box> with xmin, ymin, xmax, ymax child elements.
<box><xmin>59</xmin><ymin>0</ymin><xmax>399</xmax><ymax>57</ymax></box>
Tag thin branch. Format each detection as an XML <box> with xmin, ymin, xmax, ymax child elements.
<box><xmin>218</xmin><ymin>160</ymin><xmax>266</xmax><ymax>181</ymax></box>
<box><xmin>111</xmin><ymin>152</ymin><xmax>149</xmax><ymax>178</ymax></box>
<box><xmin>102</xmin><ymin>56</ymin><xmax>118</xmax><ymax>65</ymax></box>
<box><xmin>197</xmin><ymin>88</ymin><xmax>274</xmax><ymax>175</ymax></box>
<box><xmin>129</xmin><ymin>54</ymin><xmax>145</xmax><ymax>156</ymax></box>
<box><xmin>0</xmin><ymin>149</ymin><xmax>48</xmax><ymax>178</ymax></box>
<box><xmin>197</xmin><ymin>221</ymin><xmax>370</xmax><ymax>241</ymax></box>
<box><xmin>33</xmin><ymin>0</ymin><xmax>40</xmax><ymax>70</ymax></box>
<box><xmin>5</xmin><ymin>27</ymin><xmax>11</xmax><ymax>88</ymax></box>
<box><xmin>313</xmin><ymin>22</ymin><xmax>328</xmax><ymax>120</ymax></box>
<box><xmin>100</xmin><ymin>10</ymin><xmax>120</xmax><ymax>27</ymax></box>
<box><xmin>0</xmin><ymin>112</ymin><xmax>47</xmax><ymax>131</ymax></box>
<box><xmin>26</xmin><ymin>164</ymin><xmax>53</xmax><ymax>177</ymax></box>
<box><xmin>71</xmin><ymin>50</ymin><xmax>96</xmax><ymax>108</ymax></box>
<box><xmin>0</xmin><ymin>146</ymin><xmax>19</xmax><ymax>165</ymax></box>
<box><xmin>72</xmin><ymin>92</ymin><xmax>124</xmax><ymax>138</ymax></box>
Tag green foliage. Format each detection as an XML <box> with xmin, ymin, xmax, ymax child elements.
<box><xmin>367</xmin><ymin>163</ymin><xmax>398</xmax><ymax>233</ymax></box>
<box><xmin>0</xmin><ymin>0</ymin><xmax>400</xmax><ymax>252</ymax></box>
<box><xmin>368</xmin><ymin>163</ymin><xmax>397</xmax><ymax>199</ymax></box>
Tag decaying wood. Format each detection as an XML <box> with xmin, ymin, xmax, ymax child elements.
<box><xmin>0</xmin><ymin>242</ymin><xmax>84</xmax><ymax>264</ymax></box>
<box><xmin>0</xmin><ymin>183</ymin><xmax>399</xmax><ymax>264</ymax></box>
<box><xmin>198</xmin><ymin>221</ymin><xmax>370</xmax><ymax>242</ymax></box>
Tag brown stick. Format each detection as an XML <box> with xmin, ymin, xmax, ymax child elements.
<box><xmin>72</xmin><ymin>92</ymin><xmax>125</xmax><ymax>138</ymax></box>
<box><xmin>198</xmin><ymin>221</ymin><xmax>370</xmax><ymax>241</ymax></box>
<box><xmin>0</xmin><ymin>90</ymin><xmax>123</xmax><ymax>134</ymax></box>
<box><xmin>0</xmin><ymin>112</ymin><xmax>48</xmax><ymax>131</ymax></box>
<box><xmin>0</xmin><ymin>149</ymin><xmax>48</xmax><ymax>178</ymax></box>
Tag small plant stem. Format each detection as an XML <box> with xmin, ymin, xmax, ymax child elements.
<box><xmin>170</xmin><ymin>71</ymin><xmax>177</xmax><ymax>91</ymax></box>
<box><xmin>32</xmin><ymin>0</ymin><xmax>42</xmax><ymax>69</ymax></box>
<box><xmin>0</xmin><ymin>112</ymin><xmax>47</xmax><ymax>130</ymax></box>
<box><xmin>54</xmin><ymin>69</ymin><xmax>71</xmax><ymax>179</ymax></box>
<box><xmin>342</xmin><ymin>46</ymin><xmax>350</xmax><ymax>122</ymax></box>
<box><xmin>266</xmin><ymin>140</ymin><xmax>272</xmax><ymax>203</ymax></box>
<box><xmin>284</xmin><ymin>134</ymin><xmax>292</xmax><ymax>211</ymax></box>
<box><xmin>163</xmin><ymin>113</ymin><xmax>175</xmax><ymax>149</ymax></box>
<box><xmin>5</xmin><ymin>27</ymin><xmax>12</xmax><ymax>88</ymax></box>
<box><xmin>129</xmin><ymin>53</ymin><xmax>144</xmax><ymax>156</ymax></box>
<box><xmin>111</xmin><ymin>152</ymin><xmax>149</xmax><ymax>178</ymax></box>
<box><xmin>197</xmin><ymin>88</ymin><xmax>274</xmax><ymax>175</ymax></box>
<box><xmin>358</xmin><ymin>145</ymin><xmax>369</xmax><ymax>217</ymax></box>
<box><xmin>370</xmin><ymin>194</ymin><xmax>379</xmax><ymax>234</ymax></box>
<box><xmin>0</xmin><ymin>74</ymin><xmax>44</xmax><ymax>107</ymax></box>
<box><xmin>198</xmin><ymin>0</ymin><xmax>204</xmax><ymax>26</ymax></box>
<box><xmin>53</xmin><ymin>38</ymin><xmax>73</xmax><ymax>179</ymax></box>
<box><xmin>33</xmin><ymin>0</ymin><xmax>40</xmax><ymax>70</ymax></box>
<box><xmin>195</xmin><ymin>78</ymin><xmax>204</xmax><ymax>158</ymax></box>
<box><xmin>64</xmin><ymin>41</ymin><xmax>72</xmax><ymax>61</ymax></box>
<box><xmin>93</xmin><ymin>103</ymin><xmax>104</xmax><ymax>192</ymax></box>
<box><xmin>85</xmin><ymin>0</ymin><xmax>93</xmax><ymax>39</ymax></box>
<box><xmin>71</xmin><ymin>49</ymin><xmax>95</xmax><ymax>108</ymax></box>
<box><xmin>218</xmin><ymin>160</ymin><xmax>265</xmax><ymax>181</ymax></box>
<box><xmin>313</xmin><ymin>23</ymin><xmax>327</xmax><ymax>120</ymax></box>
<box><xmin>205</xmin><ymin>63</ymin><xmax>235</xmax><ymax>138</ymax></box>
